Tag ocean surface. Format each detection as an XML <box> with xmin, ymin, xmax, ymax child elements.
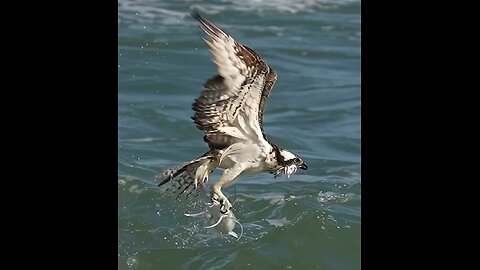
<box><xmin>118</xmin><ymin>0</ymin><xmax>360</xmax><ymax>269</ymax></box>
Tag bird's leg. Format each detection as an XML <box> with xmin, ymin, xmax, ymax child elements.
<box><xmin>211</xmin><ymin>167</ymin><xmax>242</xmax><ymax>213</ymax></box>
<box><xmin>211</xmin><ymin>185</ymin><xmax>232</xmax><ymax>214</ymax></box>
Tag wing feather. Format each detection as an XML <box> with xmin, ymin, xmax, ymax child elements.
<box><xmin>191</xmin><ymin>13</ymin><xmax>277</xmax><ymax>149</ymax></box>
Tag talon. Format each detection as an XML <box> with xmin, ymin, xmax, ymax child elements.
<box><xmin>219</xmin><ymin>200</ymin><xmax>232</xmax><ymax>214</ymax></box>
<box><xmin>211</xmin><ymin>194</ymin><xmax>223</xmax><ymax>207</ymax></box>
<box><xmin>211</xmin><ymin>189</ymin><xmax>232</xmax><ymax>213</ymax></box>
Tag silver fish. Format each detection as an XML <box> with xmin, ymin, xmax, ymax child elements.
<box><xmin>185</xmin><ymin>201</ymin><xmax>243</xmax><ymax>239</ymax></box>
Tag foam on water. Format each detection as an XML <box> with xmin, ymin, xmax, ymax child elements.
<box><xmin>119</xmin><ymin>0</ymin><xmax>360</xmax><ymax>26</ymax></box>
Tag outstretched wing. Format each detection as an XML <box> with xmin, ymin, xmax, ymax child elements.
<box><xmin>191</xmin><ymin>13</ymin><xmax>277</xmax><ymax>150</ymax></box>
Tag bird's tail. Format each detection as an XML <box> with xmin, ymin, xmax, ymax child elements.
<box><xmin>156</xmin><ymin>151</ymin><xmax>219</xmax><ymax>198</ymax></box>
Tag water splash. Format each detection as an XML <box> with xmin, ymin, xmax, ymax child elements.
<box><xmin>185</xmin><ymin>201</ymin><xmax>244</xmax><ymax>240</ymax></box>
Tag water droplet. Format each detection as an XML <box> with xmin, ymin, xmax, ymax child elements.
<box><xmin>126</xmin><ymin>256</ymin><xmax>138</xmax><ymax>268</ymax></box>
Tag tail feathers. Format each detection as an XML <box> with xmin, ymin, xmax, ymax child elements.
<box><xmin>156</xmin><ymin>154</ymin><xmax>219</xmax><ymax>199</ymax></box>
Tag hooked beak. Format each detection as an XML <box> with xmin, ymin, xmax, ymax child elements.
<box><xmin>299</xmin><ymin>162</ymin><xmax>308</xmax><ymax>170</ymax></box>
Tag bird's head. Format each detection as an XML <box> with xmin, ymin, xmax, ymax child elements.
<box><xmin>272</xmin><ymin>146</ymin><xmax>308</xmax><ymax>178</ymax></box>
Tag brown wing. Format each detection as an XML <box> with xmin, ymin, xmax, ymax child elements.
<box><xmin>191</xmin><ymin>13</ymin><xmax>277</xmax><ymax>149</ymax></box>
<box><xmin>258</xmin><ymin>68</ymin><xmax>277</xmax><ymax>136</ymax></box>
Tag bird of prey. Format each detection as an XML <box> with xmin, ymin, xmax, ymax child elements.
<box><xmin>157</xmin><ymin>12</ymin><xmax>307</xmax><ymax>213</ymax></box>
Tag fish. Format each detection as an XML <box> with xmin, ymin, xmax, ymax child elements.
<box><xmin>184</xmin><ymin>200</ymin><xmax>243</xmax><ymax>239</ymax></box>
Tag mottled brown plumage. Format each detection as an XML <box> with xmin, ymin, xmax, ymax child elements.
<box><xmin>191</xmin><ymin>12</ymin><xmax>277</xmax><ymax>149</ymax></box>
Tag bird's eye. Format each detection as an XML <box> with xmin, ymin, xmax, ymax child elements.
<box><xmin>293</xmin><ymin>158</ymin><xmax>300</xmax><ymax>163</ymax></box>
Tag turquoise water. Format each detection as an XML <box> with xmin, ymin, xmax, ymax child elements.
<box><xmin>118</xmin><ymin>0</ymin><xmax>360</xmax><ymax>269</ymax></box>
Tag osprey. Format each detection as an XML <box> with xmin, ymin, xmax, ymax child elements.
<box><xmin>157</xmin><ymin>12</ymin><xmax>307</xmax><ymax>213</ymax></box>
